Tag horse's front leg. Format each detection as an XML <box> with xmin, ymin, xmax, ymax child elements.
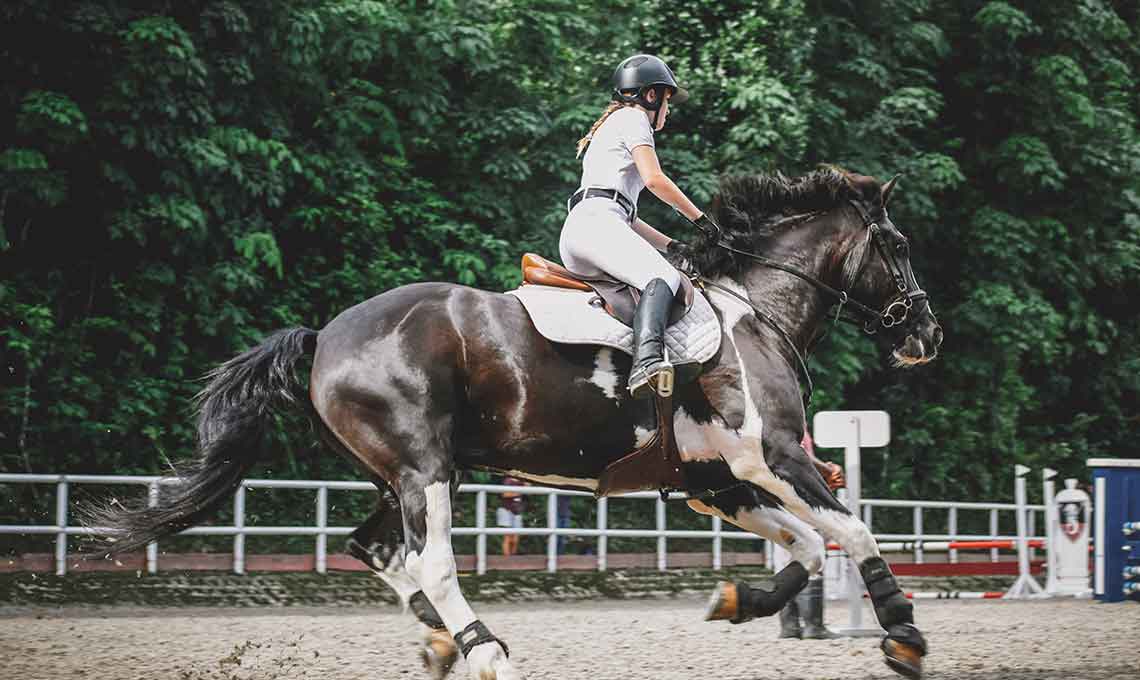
<box><xmin>688</xmin><ymin>492</ymin><xmax>823</xmax><ymax>623</ymax></box>
<box><xmin>723</xmin><ymin>432</ymin><xmax>927</xmax><ymax>679</ymax></box>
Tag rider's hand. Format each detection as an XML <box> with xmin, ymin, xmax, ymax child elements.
<box><xmin>666</xmin><ymin>239</ymin><xmax>696</xmax><ymax>274</ymax></box>
<box><xmin>822</xmin><ymin>462</ymin><xmax>846</xmax><ymax>491</ymax></box>
<box><xmin>693</xmin><ymin>213</ymin><xmax>722</xmax><ymax>243</ymax></box>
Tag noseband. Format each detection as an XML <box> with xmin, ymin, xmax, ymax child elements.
<box><xmin>694</xmin><ymin>199</ymin><xmax>928</xmax><ymax>406</ymax></box>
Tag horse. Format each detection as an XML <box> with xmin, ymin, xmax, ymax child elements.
<box><xmin>87</xmin><ymin>168</ymin><xmax>942</xmax><ymax>680</ymax></box>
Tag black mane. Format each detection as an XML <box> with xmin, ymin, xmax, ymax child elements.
<box><xmin>685</xmin><ymin>167</ymin><xmax>871</xmax><ymax>279</ymax></box>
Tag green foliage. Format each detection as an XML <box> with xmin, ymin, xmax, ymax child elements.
<box><xmin>2</xmin><ymin>0</ymin><xmax>1138</xmax><ymax>546</ymax></box>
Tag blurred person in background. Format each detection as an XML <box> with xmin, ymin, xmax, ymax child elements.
<box><xmin>497</xmin><ymin>476</ymin><xmax>527</xmax><ymax>556</ymax></box>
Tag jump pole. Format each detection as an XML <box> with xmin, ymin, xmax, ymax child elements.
<box><xmin>1042</xmin><ymin>468</ymin><xmax>1058</xmax><ymax>594</ymax></box>
<box><xmin>1005</xmin><ymin>464</ymin><xmax>1046</xmax><ymax>598</ymax></box>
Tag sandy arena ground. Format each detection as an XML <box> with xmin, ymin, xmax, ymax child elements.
<box><xmin>2</xmin><ymin>596</ymin><xmax>1137</xmax><ymax>680</ymax></box>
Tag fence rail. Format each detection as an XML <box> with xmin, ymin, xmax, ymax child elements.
<box><xmin>0</xmin><ymin>473</ymin><xmax>1046</xmax><ymax>576</ymax></box>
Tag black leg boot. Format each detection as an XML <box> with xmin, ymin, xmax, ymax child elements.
<box><xmin>800</xmin><ymin>577</ymin><xmax>839</xmax><ymax>639</ymax></box>
<box><xmin>778</xmin><ymin>599</ymin><xmax>802</xmax><ymax>639</ymax></box>
<box><xmin>628</xmin><ymin>278</ymin><xmax>675</xmax><ymax>399</ymax></box>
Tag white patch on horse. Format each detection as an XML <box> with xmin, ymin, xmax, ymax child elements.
<box><xmin>633</xmin><ymin>425</ymin><xmax>654</xmax><ymax>449</ymax></box>
<box><xmin>403</xmin><ymin>482</ymin><xmax>476</xmax><ymax>630</ymax></box>
<box><xmin>813</xmin><ymin>507</ymin><xmax>880</xmax><ymax>563</ymax></box>
<box><xmin>702</xmin><ymin>279</ymin><xmax>815</xmax><ymax>518</ymax></box>
<box><xmin>588</xmin><ymin>348</ymin><xmax>620</xmax><ymax>400</ymax></box>
<box><xmin>506</xmin><ymin>470</ymin><xmax>598</xmax><ymax>492</ymax></box>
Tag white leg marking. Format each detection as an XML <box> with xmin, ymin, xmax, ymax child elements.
<box><xmin>369</xmin><ymin>544</ymin><xmax>421</xmax><ymax>606</ymax></box>
<box><xmin>691</xmin><ymin>501</ymin><xmax>825</xmax><ymax>575</ymax></box>
<box><xmin>588</xmin><ymin>348</ymin><xmax>620</xmax><ymax>400</ymax></box>
<box><xmin>405</xmin><ymin>482</ymin><xmax>517</xmax><ymax>680</ymax></box>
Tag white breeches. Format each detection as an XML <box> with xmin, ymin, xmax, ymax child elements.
<box><xmin>559</xmin><ymin>198</ymin><xmax>681</xmax><ymax>293</ymax></box>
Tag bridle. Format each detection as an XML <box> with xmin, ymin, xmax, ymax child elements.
<box><xmin>694</xmin><ymin>199</ymin><xmax>929</xmax><ymax>405</ymax></box>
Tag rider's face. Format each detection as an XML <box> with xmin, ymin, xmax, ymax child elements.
<box><xmin>645</xmin><ymin>89</ymin><xmax>671</xmax><ymax>131</ymax></box>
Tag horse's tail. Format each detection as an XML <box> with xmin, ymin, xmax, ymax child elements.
<box><xmin>84</xmin><ymin>327</ymin><xmax>319</xmax><ymax>555</ymax></box>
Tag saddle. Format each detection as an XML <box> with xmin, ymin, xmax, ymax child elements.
<box><xmin>521</xmin><ymin>253</ymin><xmax>695</xmax><ymax>327</ymax></box>
<box><xmin>518</xmin><ymin>253</ymin><xmax>701</xmax><ymax>498</ymax></box>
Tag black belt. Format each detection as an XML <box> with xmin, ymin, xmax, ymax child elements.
<box><xmin>567</xmin><ymin>187</ymin><xmax>635</xmax><ymax>221</ymax></box>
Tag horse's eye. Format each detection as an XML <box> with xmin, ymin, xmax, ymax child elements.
<box><xmin>896</xmin><ymin>241</ymin><xmax>909</xmax><ymax>254</ymax></box>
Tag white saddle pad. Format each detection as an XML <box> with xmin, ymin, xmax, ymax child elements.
<box><xmin>507</xmin><ymin>284</ymin><xmax>722</xmax><ymax>364</ymax></box>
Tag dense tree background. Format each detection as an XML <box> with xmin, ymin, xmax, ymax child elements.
<box><xmin>3</xmin><ymin>1</ymin><xmax>1138</xmax><ymax>551</ymax></box>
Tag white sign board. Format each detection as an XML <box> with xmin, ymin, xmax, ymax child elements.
<box><xmin>812</xmin><ymin>410</ymin><xmax>891</xmax><ymax>448</ymax></box>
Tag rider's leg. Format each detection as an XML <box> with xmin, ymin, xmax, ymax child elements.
<box><xmin>559</xmin><ymin>200</ymin><xmax>684</xmax><ymax>398</ymax></box>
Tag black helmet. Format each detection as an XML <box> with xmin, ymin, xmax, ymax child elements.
<box><xmin>611</xmin><ymin>54</ymin><xmax>689</xmax><ymax>111</ymax></box>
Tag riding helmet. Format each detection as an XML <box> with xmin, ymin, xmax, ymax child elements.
<box><xmin>611</xmin><ymin>54</ymin><xmax>689</xmax><ymax>111</ymax></box>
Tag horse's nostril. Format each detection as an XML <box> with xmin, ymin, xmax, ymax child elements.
<box><xmin>932</xmin><ymin>325</ymin><xmax>944</xmax><ymax>347</ymax></box>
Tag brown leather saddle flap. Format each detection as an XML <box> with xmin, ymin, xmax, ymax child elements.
<box><xmin>595</xmin><ymin>394</ymin><xmax>686</xmax><ymax>498</ymax></box>
<box><xmin>521</xmin><ymin>253</ymin><xmax>695</xmax><ymax>327</ymax></box>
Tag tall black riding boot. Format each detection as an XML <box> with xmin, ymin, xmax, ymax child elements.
<box><xmin>627</xmin><ymin>278</ymin><xmax>675</xmax><ymax>399</ymax></box>
<box><xmin>778</xmin><ymin>599</ymin><xmax>803</xmax><ymax>639</ymax></box>
<box><xmin>799</xmin><ymin>577</ymin><xmax>839</xmax><ymax>639</ymax></box>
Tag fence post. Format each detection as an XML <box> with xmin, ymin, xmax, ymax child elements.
<box><xmin>862</xmin><ymin>503</ymin><xmax>873</xmax><ymax>529</ymax></box>
<box><xmin>55</xmin><ymin>479</ymin><xmax>68</xmax><ymax>576</ymax></box>
<box><xmin>948</xmin><ymin>507</ymin><xmax>958</xmax><ymax>564</ymax></box>
<box><xmin>146</xmin><ymin>482</ymin><xmax>159</xmax><ymax>574</ymax></box>
<box><xmin>989</xmin><ymin>509</ymin><xmax>999</xmax><ymax>562</ymax></box>
<box><xmin>913</xmin><ymin>506</ymin><xmax>924</xmax><ymax>564</ymax></box>
<box><xmin>712</xmin><ymin>515</ymin><xmax>722</xmax><ymax>570</ymax></box>
<box><xmin>1027</xmin><ymin>506</ymin><xmax>1036</xmax><ymax>562</ymax></box>
<box><xmin>596</xmin><ymin>497</ymin><xmax>607</xmax><ymax>572</ymax></box>
<box><xmin>233</xmin><ymin>484</ymin><xmax>246</xmax><ymax>575</ymax></box>
<box><xmin>476</xmin><ymin>490</ymin><xmax>487</xmax><ymax>575</ymax></box>
<box><xmin>656</xmin><ymin>496</ymin><xmax>667</xmax><ymax>571</ymax></box>
<box><xmin>547</xmin><ymin>492</ymin><xmax>558</xmax><ymax>573</ymax></box>
<box><xmin>315</xmin><ymin>485</ymin><xmax>328</xmax><ymax>574</ymax></box>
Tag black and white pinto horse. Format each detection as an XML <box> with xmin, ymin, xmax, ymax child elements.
<box><xmin>89</xmin><ymin>169</ymin><xmax>942</xmax><ymax>679</ymax></box>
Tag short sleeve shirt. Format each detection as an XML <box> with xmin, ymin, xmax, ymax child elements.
<box><xmin>579</xmin><ymin>107</ymin><xmax>655</xmax><ymax>205</ymax></box>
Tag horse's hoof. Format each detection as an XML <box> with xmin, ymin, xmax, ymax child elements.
<box><xmin>421</xmin><ymin>628</ymin><xmax>459</xmax><ymax>679</ymax></box>
<box><xmin>882</xmin><ymin>638</ymin><xmax>923</xmax><ymax>679</ymax></box>
<box><xmin>703</xmin><ymin>581</ymin><xmax>739</xmax><ymax>622</ymax></box>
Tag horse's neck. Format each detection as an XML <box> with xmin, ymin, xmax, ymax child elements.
<box><xmin>736</xmin><ymin>234</ymin><xmax>840</xmax><ymax>353</ymax></box>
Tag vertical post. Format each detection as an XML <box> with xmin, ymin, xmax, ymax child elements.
<box><xmin>990</xmin><ymin>509</ymin><xmax>999</xmax><ymax>562</ymax></box>
<box><xmin>712</xmin><ymin>515</ymin><xmax>722</xmax><ymax>570</ymax></box>
<box><xmin>656</xmin><ymin>496</ymin><xmax>667</xmax><ymax>572</ymax></box>
<box><xmin>862</xmin><ymin>504</ymin><xmax>873</xmax><ymax>530</ymax></box>
<box><xmin>765</xmin><ymin>537</ymin><xmax>774</xmax><ymax>572</ymax></box>
<box><xmin>1042</xmin><ymin>469</ymin><xmax>1057</xmax><ymax>593</ymax></box>
<box><xmin>55</xmin><ymin>479</ymin><xmax>69</xmax><ymax>577</ymax></box>
<box><xmin>146</xmin><ymin>482</ymin><xmax>159</xmax><ymax>574</ymax></box>
<box><xmin>315</xmin><ymin>485</ymin><xmax>328</xmax><ymax>574</ymax></box>
<box><xmin>1094</xmin><ymin>476</ymin><xmax>1106</xmax><ymax>596</ymax></box>
<box><xmin>1027</xmin><ymin>508</ymin><xmax>1037</xmax><ymax>562</ymax></box>
<box><xmin>913</xmin><ymin>506</ymin><xmax>924</xmax><ymax>564</ymax></box>
<box><xmin>596</xmin><ymin>497</ymin><xmax>607</xmax><ymax>572</ymax></box>
<box><xmin>546</xmin><ymin>492</ymin><xmax>558</xmax><ymax>573</ymax></box>
<box><xmin>233</xmin><ymin>484</ymin><xmax>246</xmax><ymax>575</ymax></box>
<box><xmin>476</xmin><ymin>490</ymin><xmax>487</xmax><ymax>576</ymax></box>
<box><xmin>1006</xmin><ymin>465</ymin><xmax>1044</xmax><ymax>597</ymax></box>
<box><xmin>948</xmin><ymin>507</ymin><xmax>958</xmax><ymax>564</ymax></box>
<box><xmin>844</xmin><ymin>427</ymin><xmax>863</xmax><ymax>628</ymax></box>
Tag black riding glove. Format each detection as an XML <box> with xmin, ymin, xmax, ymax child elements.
<box><xmin>665</xmin><ymin>239</ymin><xmax>696</xmax><ymax>274</ymax></box>
<box><xmin>693</xmin><ymin>213</ymin><xmax>722</xmax><ymax>243</ymax></box>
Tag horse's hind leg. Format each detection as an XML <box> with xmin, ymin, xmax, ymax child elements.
<box><xmin>399</xmin><ymin>465</ymin><xmax>518</xmax><ymax>680</ymax></box>
<box><xmin>347</xmin><ymin>489</ymin><xmax>458</xmax><ymax>679</ymax></box>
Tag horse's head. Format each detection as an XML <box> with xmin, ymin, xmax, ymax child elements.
<box><xmin>837</xmin><ymin>173</ymin><xmax>942</xmax><ymax>366</ymax></box>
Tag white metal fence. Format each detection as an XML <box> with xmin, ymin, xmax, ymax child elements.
<box><xmin>0</xmin><ymin>473</ymin><xmax>1045</xmax><ymax>577</ymax></box>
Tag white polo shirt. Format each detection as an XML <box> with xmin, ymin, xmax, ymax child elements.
<box><xmin>579</xmin><ymin>106</ymin><xmax>655</xmax><ymax>207</ymax></box>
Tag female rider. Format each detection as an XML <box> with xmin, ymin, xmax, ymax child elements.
<box><xmin>560</xmin><ymin>54</ymin><xmax>721</xmax><ymax>399</ymax></box>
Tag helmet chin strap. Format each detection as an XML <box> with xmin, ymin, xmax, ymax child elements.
<box><xmin>644</xmin><ymin>85</ymin><xmax>666</xmax><ymax>129</ymax></box>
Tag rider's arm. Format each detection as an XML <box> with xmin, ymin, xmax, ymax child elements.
<box><xmin>632</xmin><ymin>145</ymin><xmax>702</xmax><ymax>221</ymax></box>
<box><xmin>631</xmin><ymin>217</ymin><xmax>673</xmax><ymax>252</ymax></box>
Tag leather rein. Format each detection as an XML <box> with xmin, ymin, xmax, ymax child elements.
<box><xmin>695</xmin><ymin>199</ymin><xmax>929</xmax><ymax>407</ymax></box>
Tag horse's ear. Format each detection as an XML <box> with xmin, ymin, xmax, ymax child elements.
<box><xmin>881</xmin><ymin>174</ymin><xmax>902</xmax><ymax>207</ymax></box>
